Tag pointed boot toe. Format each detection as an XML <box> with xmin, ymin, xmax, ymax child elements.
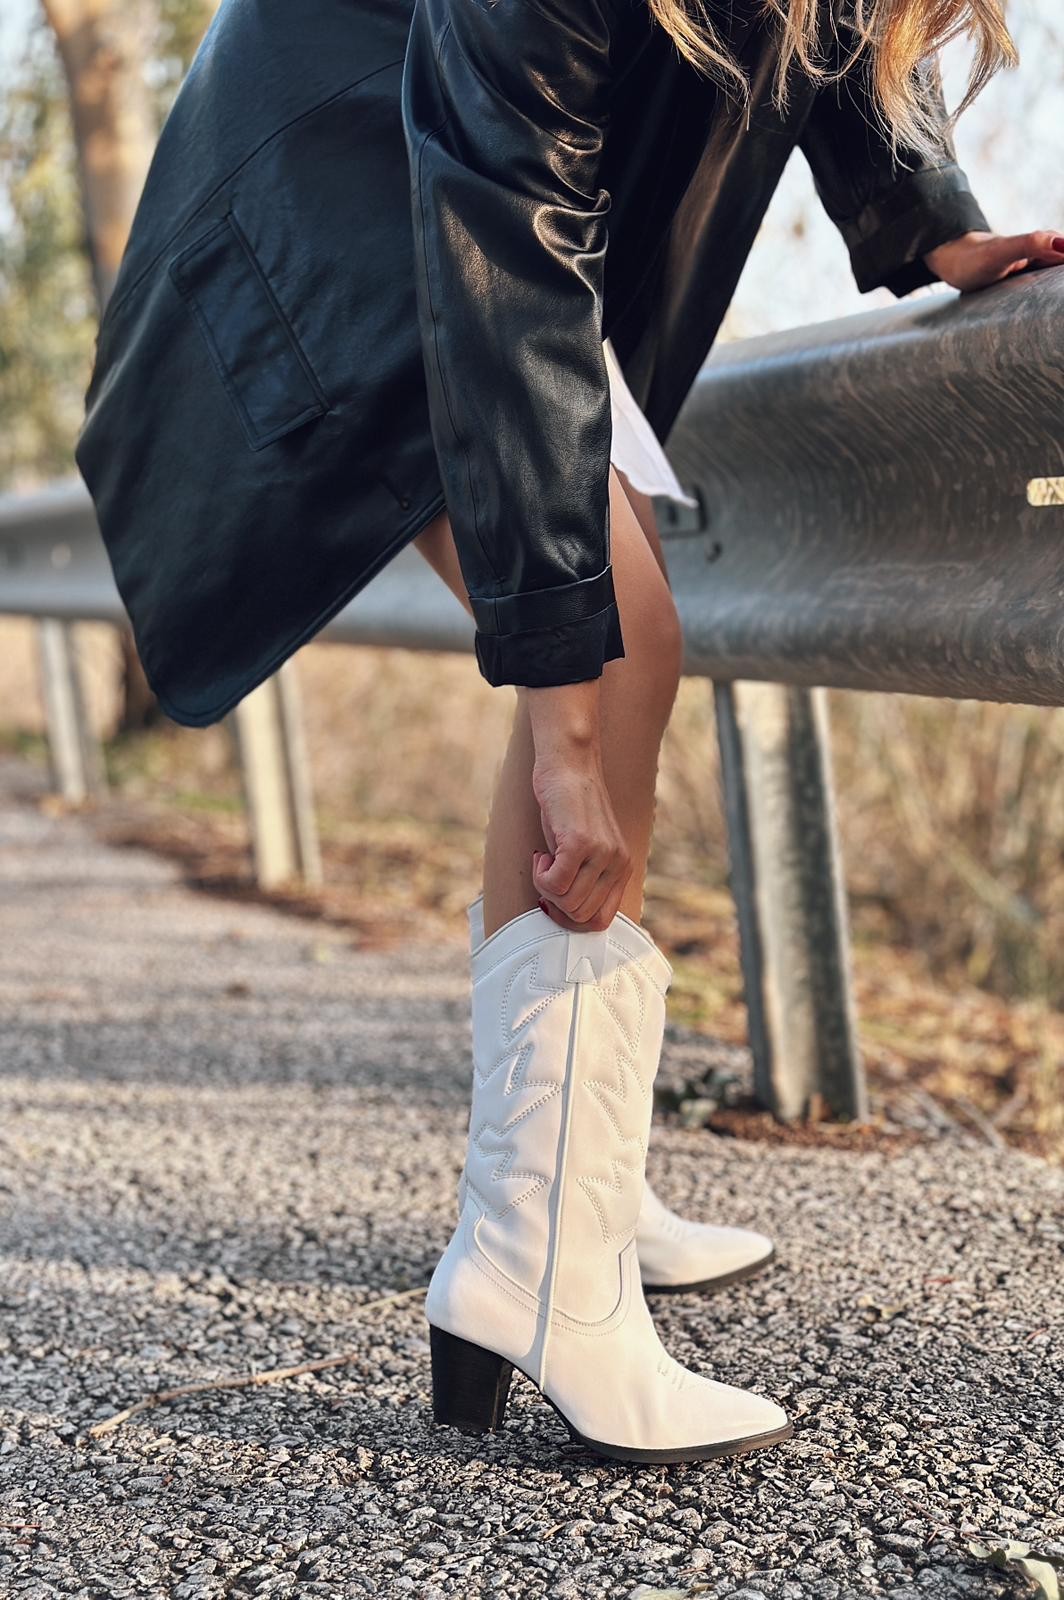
<box><xmin>638</xmin><ymin>1183</ymin><xmax>776</xmax><ymax>1294</ymax></box>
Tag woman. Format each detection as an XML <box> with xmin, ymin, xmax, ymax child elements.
<box><xmin>75</xmin><ymin>0</ymin><xmax>1062</xmax><ymax>1464</ymax></box>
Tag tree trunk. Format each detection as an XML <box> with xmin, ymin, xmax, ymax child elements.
<box><xmin>40</xmin><ymin>0</ymin><xmax>156</xmax><ymax>310</ymax></box>
<box><xmin>42</xmin><ymin>0</ymin><xmax>161</xmax><ymax>727</ymax></box>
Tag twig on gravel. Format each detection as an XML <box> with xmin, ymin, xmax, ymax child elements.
<box><xmin>992</xmin><ymin>1082</ymin><xmax>1030</xmax><ymax>1131</ymax></box>
<box><xmin>904</xmin><ymin>1087</ymin><xmax>967</xmax><ymax>1138</ymax></box>
<box><xmin>85</xmin><ymin>1285</ymin><xmax>428</xmax><ymax>1440</ymax></box>
<box><xmin>951</xmin><ymin>1096</ymin><xmax>1007</xmax><ymax>1151</ymax></box>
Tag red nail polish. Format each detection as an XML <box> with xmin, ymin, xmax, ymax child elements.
<box><xmin>537</xmin><ymin>898</ymin><xmax>551</xmax><ymax>916</ymax></box>
<box><xmin>1053</xmin><ymin>236</ymin><xmax>1064</xmax><ymax>253</ymax></box>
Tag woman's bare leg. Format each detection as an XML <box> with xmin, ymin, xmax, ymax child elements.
<box><xmin>613</xmin><ymin>471</ymin><xmax>670</xmax><ymax>585</ymax></box>
<box><xmin>413</xmin><ymin>467</ymin><xmax>682</xmax><ymax>939</ymax></box>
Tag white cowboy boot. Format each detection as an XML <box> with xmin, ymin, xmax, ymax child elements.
<box><xmin>467</xmin><ymin>895</ymin><xmax>775</xmax><ymax>1295</ymax></box>
<box><xmin>428</xmin><ymin>902</ymin><xmax>791</xmax><ymax>1462</ymax></box>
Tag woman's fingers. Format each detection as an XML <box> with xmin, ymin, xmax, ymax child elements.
<box><xmin>1016</xmin><ymin>230</ymin><xmax>1064</xmax><ymax>264</ymax></box>
<box><xmin>560</xmin><ymin>870</ymin><xmax>627</xmax><ymax>934</ymax></box>
<box><xmin>528</xmin><ymin>749</ymin><xmax>632</xmax><ymax>931</ymax></box>
<box><xmin>928</xmin><ymin>229</ymin><xmax>1064</xmax><ymax>292</ymax></box>
<box><xmin>542</xmin><ymin>865</ymin><xmax>608</xmax><ymax>926</ymax></box>
<box><xmin>563</xmin><ymin>868</ymin><xmax>628</xmax><ymax>933</ymax></box>
<box><xmin>532</xmin><ymin>840</ymin><xmax>584</xmax><ymax>900</ymax></box>
<box><xmin>977</xmin><ymin>231</ymin><xmax>1064</xmax><ymax>285</ymax></box>
<box><xmin>538</xmin><ymin>873</ymin><xmax>625</xmax><ymax>933</ymax></box>
<box><xmin>533</xmin><ymin>843</ymin><xmax>607</xmax><ymax>916</ymax></box>
<box><xmin>531</xmin><ymin>832</ymin><xmax>630</xmax><ymax>934</ymax></box>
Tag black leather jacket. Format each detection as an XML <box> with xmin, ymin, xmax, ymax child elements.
<box><xmin>74</xmin><ymin>0</ymin><xmax>989</xmax><ymax>726</ymax></box>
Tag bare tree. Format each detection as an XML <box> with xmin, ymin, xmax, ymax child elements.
<box><xmin>41</xmin><ymin>0</ymin><xmax>161</xmax><ymax>727</ymax></box>
<box><xmin>40</xmin><ymin>0</ymin><xmax>156</xmax><ymax>313</ymax></box>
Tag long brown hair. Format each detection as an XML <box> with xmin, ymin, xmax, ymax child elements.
<box><xmin>647</xmin><ymin>0</ymin><xmax>1018</xmax><ymax>163</ymax></box>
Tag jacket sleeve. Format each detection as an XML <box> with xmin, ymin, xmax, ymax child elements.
<box><xmin>400</xmin><ymin>0</ymin><xmax>623</xmax><ymax>689</ymax></box>
<box><xmin>799</xmin><ymin>28</ymin><xmax>992</xmax><ymax>298</ymax></box>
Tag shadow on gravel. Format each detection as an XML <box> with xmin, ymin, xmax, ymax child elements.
<box><xmin>0</xmin><ymin>1014</ymin><xmax>475</xmax><ymax>1097</ymax></box>
<box><xmin>0</xmin><ymin>1203</ymin><xmax>450</xmax><ymax>1287</ymax></box>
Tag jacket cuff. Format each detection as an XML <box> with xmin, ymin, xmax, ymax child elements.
<box><xmin>469</xmin><ymin>564</ymin><xmax>616</xmax><ymax>637</ymax></box>
<box><xmin>473</xmin><ymin>569</ymin><xmax>625</xmax><ymax>688</ymax></box>
<box><xmin>470</xmin><ymin>576</ymin><xmax>624</xmax><ymax>688</ymax></box>
<box><xmin>841</xmin><ymin>164</ymin><xmax>991</xmax><ymax>297</ymax></box>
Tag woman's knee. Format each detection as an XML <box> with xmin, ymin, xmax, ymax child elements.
<box><xmin>414</xmin><ymin>482</ymin><xmax>683</xmax><ymax>700</ymax></box>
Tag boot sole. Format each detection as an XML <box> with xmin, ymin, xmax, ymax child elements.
<box><xmin>430</xmin><ymin>1324</ymin><xmax>793</xmax><ymax>1465</ymax></box>
<box><xmin>557</xmin><ymin>1405</ymin><xmax>794</xmax><ymax>1465</ymax></box>
<box><xmin>642</xmin><ymin>1246</ymin><xmax>776</xmax><ymax>1297</ymax></box>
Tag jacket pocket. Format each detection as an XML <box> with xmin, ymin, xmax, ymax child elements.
<box><xmin>168</xmin><ymin>210</ymin><xmax>329</xmax><ymax>451</ymax></box>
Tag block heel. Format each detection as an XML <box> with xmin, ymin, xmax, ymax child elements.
<box><xmin>429</xmin><ymin>1325</ymin><xmax>514</xmax><ymax>1435</ymax></box>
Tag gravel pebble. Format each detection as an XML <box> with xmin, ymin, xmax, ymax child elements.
<box><xmin>0</xmin><ymin>759</ymin><xmax>1061</xmax><ymax>1599</ymax></box>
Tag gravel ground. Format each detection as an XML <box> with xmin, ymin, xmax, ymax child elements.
<box><xmin>1</xmin><ymin>757</ymin><xmax>1062</xmax><ymax>1600</ymax></box>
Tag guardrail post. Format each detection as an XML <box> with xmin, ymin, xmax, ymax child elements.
<box><xmin>36</xmin><ymin>618</ymin><xmax>106</xmax><ymax>803</ymax></box>
<box><xmin>230</xmin><ymin>660</ymin><xmax>322</xmax><ymax>890</ymax></box>
<box><xmin>713</xmin><ymin>679</ymin><xmax>866</xmax><ymax>1122</ymax></box>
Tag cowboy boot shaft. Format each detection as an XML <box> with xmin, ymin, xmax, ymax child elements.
<box><xmin>427</xmin><ymin>910</ymin><xmax>671</xmax><ymax>1377</ymax></box>
<box><xmin>430</xmin><ymin>904</ymin><xmax>790</xmax><ymax>1458</ymax></box>
<box><xmin>465</xmin><ymin>894</ymin><xmax>778</xmax><ymax>1296</ymax></box>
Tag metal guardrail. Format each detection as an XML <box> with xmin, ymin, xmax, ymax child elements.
<box><xmin>3</xmin><ymin>268</ymin><xmax>1061</xmax><ymax>1124</ymax></box>
<box><xmin>0</xmin><ymin>475</ymin><xmax>478</xmax><ymax>648</ymax></box>
<box><xmin>0</xmin><ymin>476</ymin><xmax>478</xmax><ymax>888</ymax></box>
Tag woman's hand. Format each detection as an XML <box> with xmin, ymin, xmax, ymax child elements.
<box><xmin>924</xmin><ymin>229</ymin><xmax>1064</xmax><ymax>293</ymax></box>
<box><xmin>524</xmin><ymin>680</ymin><xmax>632</xmax><ymax>933</ymax></box>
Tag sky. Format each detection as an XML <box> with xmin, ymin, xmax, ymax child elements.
<box><xmin>739</xmin><ymin>7</ymin><xmax>1063</xmax><ymax>334</ymax></box>
<box><xmin>0</xmin><ymin>0</ymin><xmax>1059</xmax><ymax>338</ymax></box>
<box><xmin>0</xmin><ymin>0</ymin><xmax>36</xmax><ymax>78</ymax></box>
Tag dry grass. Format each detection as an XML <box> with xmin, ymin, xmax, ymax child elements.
<box><xmin>2</xmin><ymin>616</ymin><xmax>1061</xmax><ymax>1159</ymax></box>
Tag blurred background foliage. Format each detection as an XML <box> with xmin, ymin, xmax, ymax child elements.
<box><xmin>0</xmin><ymin>12</ymin><xmax>95</xmax><ymax>487</ymax></box>
<box><xmin>0</xmin><ymin>0</ymin><xmax>216</xmax><ymax>487</ymax></box>
<box><xmin>0</xmin><ymin>0</ymin><xmax>1061</xmax><ymax>1152</ymax></box>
